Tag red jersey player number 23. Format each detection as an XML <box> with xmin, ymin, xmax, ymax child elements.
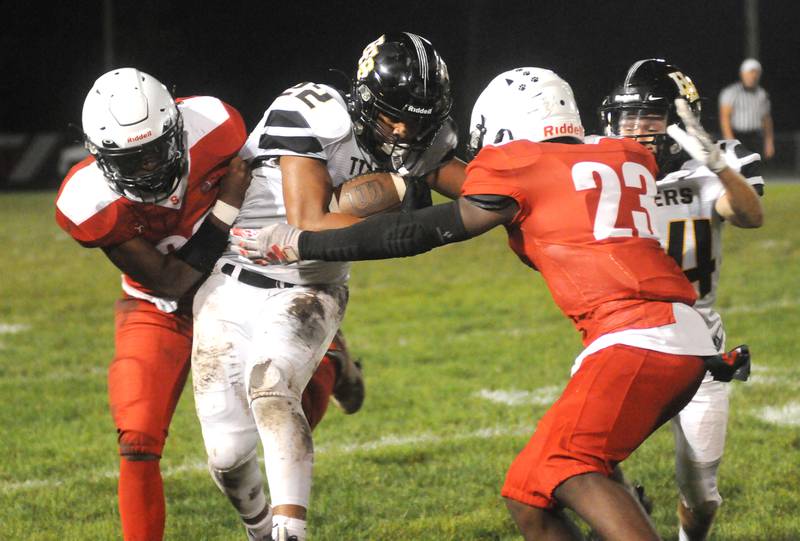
<box><xmin>571</xmin><ymin>159</ymin><xmax>659</xmax><ymax>241</ymax></box>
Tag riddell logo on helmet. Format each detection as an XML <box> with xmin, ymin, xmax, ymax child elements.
<box><xmin>127</xmin><ymin>130</ymin><xmax>153</xmax><ymax>143</ymax></box>
<box><xmin>405</xmin><ymin>105</ymin><xmax>433</xmax><ymax>115</ymax></box>
<box><xmin>543</xmin><ymin>124</ymin><xmax>583</xmax><ymax>137</ymax></box>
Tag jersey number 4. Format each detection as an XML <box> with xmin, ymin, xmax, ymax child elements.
<box><xmin>666</xmin><ymin>219</ymin><xmax>716</xmax><ymax>297</ymax></box>
<box><xmin>571</xmin><ymin>161</ymin><xmax>659</xmax><ymax>241</ymax></box>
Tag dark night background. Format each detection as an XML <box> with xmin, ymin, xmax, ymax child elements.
<box><xmin>2</xmin><ymin>0</ymin><xmax>799</xmax><ymax>180</ymax></box>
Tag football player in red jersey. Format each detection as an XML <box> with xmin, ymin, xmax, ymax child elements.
<box><xmin>233</xmin><ymin>67</ymin><xmax>725</xmax><ymax>540</ymax></box>
<box><xmin>55</xmin><ymin>68</ymin><xmax>356</xmax><ymax>541</ymax></box>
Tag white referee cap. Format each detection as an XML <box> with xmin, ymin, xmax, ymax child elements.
<box><xmin>740</xmin><ymin>58</ymin><xmax>762</xmax><ymax>73</ymax></box>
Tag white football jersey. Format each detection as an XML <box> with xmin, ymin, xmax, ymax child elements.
<box><xmin>226</xmin><ymin>82</ymin><xmax>457</xmax><ymax>285</ymax></box>
<box><xmin>651</xmin><ymin>140</ymin><xmax>763</xmax><ymax>350</ymax></box>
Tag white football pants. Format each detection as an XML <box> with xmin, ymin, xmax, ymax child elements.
<box><xmin>192</xmin><ymin>265</ymin><xmax>347</xmax><ymax>508</ymax></box>
<box><xmin>671</xmin><ymin>372</ymin><xmax>730</xmax><ymax>509</ymax></box>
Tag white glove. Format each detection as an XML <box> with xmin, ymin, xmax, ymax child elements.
<box><xmin>666</xmin><ymin>98</ymin><xmax>728</xmax><ymax>173</ymax></box>
<box><xmin>230</xmin><ymin>223</ymin><xmax>302</xmax><ymax>265</ymax></box>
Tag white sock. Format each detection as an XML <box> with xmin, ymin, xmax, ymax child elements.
<box><xmin>679</xmin><ymin>526</ymin><xmax>690</xmax><ymax>541</ymax></box>
<box><xmin>272</xmin><ymin>515</ymin><xmax>307</xmax><ymax>541</ymax></box>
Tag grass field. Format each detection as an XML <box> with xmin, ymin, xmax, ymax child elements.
<box><xmin>1</xmin><ymin>186</ymin><xmax>799</xmax><ymax>540</ymax></box>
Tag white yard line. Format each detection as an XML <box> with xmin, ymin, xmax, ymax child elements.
<box><xmin>476</xmin><ymin>386</ymin><xmax>561</xmax><ymax>407</ymax></box>
<box><xmin>720</xmin><ymin>297</ymin><xmax>799</xmax><ymax>315</ymax></box>
<box><xmin>0</xmin><ymin>424</ymin><xmax>531</xmax><ymax>494</ymax></box>
<box><xmin>755</xmin><ymin>401</ymin><xmax>800</xmax><ymax>427</ymax></box>
<box><xmin>748</xmin><ymin>374</ymin><xmax>800</xmax><ymax>387</ymax></box>
<box><xmin>0</xmin><ymin>323</ymin><xmax>29</xmax><ymax>334</ymax></box>
<box><xmin>0</xmin><ymin>322</ymin><xmax>29</xmax><ymax>349</ymax></box>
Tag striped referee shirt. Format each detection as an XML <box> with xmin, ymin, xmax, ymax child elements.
<box><xmin>719</xmin><ymin>82</ymin><xmax>771</xmax><ymax>132</ymax></box>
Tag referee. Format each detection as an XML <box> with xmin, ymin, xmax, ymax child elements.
<box><xmin>719</xmin><ymin>58</ymin><xmax>774</xmax><ymax>159</ymax></box>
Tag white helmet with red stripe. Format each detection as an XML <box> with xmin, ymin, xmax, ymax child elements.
<box><xmin>82</xmin><ymin>67</ymin><xmax>185</xmax><ymax>202</ymax></box>
<box><xmin>467</xmin><ymin>67</ymin><xmax>583</xmax><ymax>158</ymax></box>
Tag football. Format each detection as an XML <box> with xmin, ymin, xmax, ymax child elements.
<box><xmin>332</xmin><ymin>171</ymin><xmax>407</xmax><ymax>217</ymax></box>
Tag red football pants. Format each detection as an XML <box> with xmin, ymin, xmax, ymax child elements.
<box><xmin>502</xmin><ymin>344</ymin><xmax>705</xmax><ymax>509</ymax></box>
<box><xmin>109</xmin><ymin>297</ymin><xmax>337</xmax><ymax>540</ymax></box>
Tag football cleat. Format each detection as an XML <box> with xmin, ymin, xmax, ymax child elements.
<box><xmin>704</xmin><ymin>344</ymin><xmax>750</xmax><ymax>382</ymax></box>
<box><xmin>327</xmin><ymin>330</ymin><xmax>365</xmax><ymax>414</ymax></box>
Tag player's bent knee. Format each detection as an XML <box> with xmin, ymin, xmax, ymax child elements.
<box><xmin>248</xmin><ymin>360</ymin><xmax>299</xmax><ymax>401</ymax></box>
<box><xmin>206</xmin><ymin>439</ymin><xmax>259</xmax><ymax>472</ymax></box>
<box><xmin>118</xmin><ymin>430</ymin><xmax>164</xmax><ymax>459</ymax></box>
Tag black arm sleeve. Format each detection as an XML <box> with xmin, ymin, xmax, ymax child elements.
<box><xmin>298</xmin><ymin>200</ymin><xmax>469</xmax><ymax>261</ymax></box>
<box><xmin>173</xmin><ymin>218</ymin><xmax>229</xmax><ymax>273</ymax></box>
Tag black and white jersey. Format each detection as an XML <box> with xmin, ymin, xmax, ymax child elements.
<box><xmin>226</xmin><ymin>82</ymin><xmax>457</xmax><ymax>285</ymax></box>
<box><xmin>652</xmin><ymin>140</ymin><xmax>764</xmax><ymax>350</ymax></box>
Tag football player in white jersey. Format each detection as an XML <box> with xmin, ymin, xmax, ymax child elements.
<box><xmin>191</xmin><ymin>32</ymin><xmax>466</xmax><ymax>541</ymax></box>
<box><xmin>600</xmin><ymin>59</ymin><xmax>764</xmax><ymax>541</ymax></box>
<box><xmin>56</xmin><ymin>68</ymin><xmax>355</xmax><ymax>541</ymax></box>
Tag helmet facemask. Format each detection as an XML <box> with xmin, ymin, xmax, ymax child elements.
<box><xmin>353</xmin><ymin>82</ymin><xmax>450</xmax><ymax>171</ymax></box>
<box><xmin>610</xmin><ymin>107</ymin><xmax>671</xmax><ymax>155</ymax></box>
<box><xmin>87</xmin><ymin>116</ymin><xmax>185</xmax><ymax>203</ymax></box>
<box><xmin>602</xmin><ymin>102</ymin><xmax>694</xmax><ymax>173</ymax></box>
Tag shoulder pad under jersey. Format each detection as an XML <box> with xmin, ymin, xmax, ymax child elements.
<box><xmin>244</xmin><ymin>82</ymin><xmax>351</xmax><ymax>163</ymax></box>
<box><xmin>55</xmin><ymin>158</ymin><xmax>131</xmax><ymax>247</ymax></box>
<box><xmin>178</xmin><ymin>96</ymin><xmax>247</xmax><ymax>157</ymax></box>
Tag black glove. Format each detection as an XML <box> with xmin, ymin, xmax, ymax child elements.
<box><xmin>401</xmin><ymin>176</ymin><xmax>433</xmax><ymax>211</ymax></box>
<box><xmin>704</xmin><ymin>344</ymin><xmax>750</xmax><ymax>382</ymax></box>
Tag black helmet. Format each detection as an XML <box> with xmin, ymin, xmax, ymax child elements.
<box><xmin>600</xmin><ymin>58</ymin><xmax>701</xmax><ymax>171</ymax></box>
<box><xmin>348</xmin><ymin>32</ymin><xmax>453</xmax><ymax>168</ymax></box>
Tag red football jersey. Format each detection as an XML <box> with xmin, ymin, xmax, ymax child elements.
<box><xmin>55</xmin><ymin>96</ymin><xmax>246</xmax><ymax>307</ymax></box>
<box><xmin>462</xmin><ymin>137</ymin><xmax>697</xmax><ymax>344</ymax></box>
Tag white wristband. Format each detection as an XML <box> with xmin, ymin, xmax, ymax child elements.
<box><xmin>211</xmin><ymin>200</ymin><xmax>239</xmax><ymax>226</ymax></box>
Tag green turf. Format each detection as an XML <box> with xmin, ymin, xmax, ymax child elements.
<box><xmin>0</xmin><ymin>186</ymin><xmax>798</xmax><ymax>540</ymax></box>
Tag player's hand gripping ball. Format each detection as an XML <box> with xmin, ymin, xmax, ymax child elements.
<box><xmin>332</xmin><ymin>171</ymin><xmax>407</xmax><ymax>217</ymax></box>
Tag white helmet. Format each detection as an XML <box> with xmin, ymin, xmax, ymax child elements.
<box><xmin>467</xmin><ymin>67</ymin><xmax>583</xmax><ymax>158</ymax></box>
<box><xmin>82</xmin><ymin>67</ymin><xmax>185</xmax><ymax>202</ymax></box>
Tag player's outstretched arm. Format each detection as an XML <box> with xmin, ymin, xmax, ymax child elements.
<box><xmin>233</xmin><ymin>195</ymin><xmax>517</xmax><ymax>264</ymax></box>
<box><xmin>103</xmin><ymin>157</ymin><xmax>251</xmax><ymax>298</ymax></box>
